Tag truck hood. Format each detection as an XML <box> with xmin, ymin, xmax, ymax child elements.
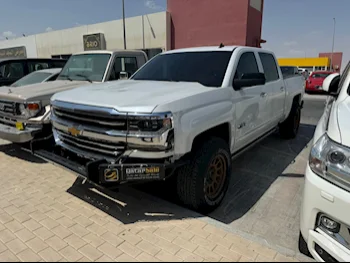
<box><xmin>51</xmin><ymin>80</ymin><xmax>217</xmax><ymax>113</ymax></box>
<box><xmin>0</xmin><ymin>80</ymin><xmax>90</xmax><ymax>103</ymax></box>
<box><xmin>337</xmin><ymin>96</ymin><xmax>350</xmax><ymax>147</ymax></box>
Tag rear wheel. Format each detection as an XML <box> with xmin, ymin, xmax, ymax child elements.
<box><xmin>279</xmin><ymin>100</ymin><xmax>301</xmax><ymax>139</ymax></box>
<box><xmin>176</xmin><ymin>137</ymin><xmax>231</xmax><ymax>214</ymax></box>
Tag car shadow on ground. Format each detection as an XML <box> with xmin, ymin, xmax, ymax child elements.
<box><xmin>0</xmin><ymin>143</ymin><xmax>47</xmax><ymax>164</ymax></box>
<box><xmin>66</xmin><ymin>177</ymin><xmax>201</xmax><ymax>225</ymax></box>
<box><xmin>209</xmin><ymin>124</ymin><xmax>315</xmax><ymax>224</ymax></box>
<box><xmin>137</xmin><ymin>123</ymin><xmax>316</xmax><ymax>225</ymax></box>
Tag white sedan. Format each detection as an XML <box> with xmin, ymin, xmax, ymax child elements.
<box><xmin>300</xmin><ymin>62</ymin><xmax>350</xmax><ymax>262</ymax></box>
<box><xmin>10</xmin><ymin>68</ymin><xmax>62</xmax><ymax>87</ymax></box>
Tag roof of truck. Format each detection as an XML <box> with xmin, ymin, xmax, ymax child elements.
<box><xmin>74</xmin><ymin>50</ymin><xmax>147</xmax><ymax>56</ymax></box>
<box><xmin>163</xmin><ymin>45</ymin><xmax>271</xmax><ymax>54</ymax></box>
<box><xmin>164</xmin><ymin>46</ymin><xmax>238</xmax><ymax>54</ymax></box>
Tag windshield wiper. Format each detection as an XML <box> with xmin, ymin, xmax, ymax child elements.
<box><xmin>74</xmin><ymin>74</ymin><xmax>93</xmax><ymax>83</ymax></box>
<box><xmin>59</xmin><ymin>74</ymin><xmax>73</xmax><ymax>81</ymax></box>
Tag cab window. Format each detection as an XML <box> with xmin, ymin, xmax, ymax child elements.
<box><xmin>28</xmin><ymin>61</ymin><xmax>49</xmax><ymax>73</ymax></box>
<box><xmin>0</xmin><ymin>62</ymin><xmax>25</xmax><ymax>79</ymax></box>
<box><xmin>234</xmin><ymin>52</ymin><xmax>259</xmax><ymax>80</ymax></box>
<box><xmin>109</xmin><ymin>56</ymin><xmax>138</xmax><ymax>81</ymax></box>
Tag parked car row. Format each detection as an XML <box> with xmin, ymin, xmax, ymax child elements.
<box><xmin>0</xmin><ymin>45</ymin><xmax>305</xmax><ymax>214</ymax></box>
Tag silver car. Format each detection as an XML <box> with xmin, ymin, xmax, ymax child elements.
<box><xmin>10</xmin><ymin>68</ymin><xmax>62</xmax><ymax>87</ymax></box>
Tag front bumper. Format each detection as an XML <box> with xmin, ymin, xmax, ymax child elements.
<box><xmin>0</xmin><ymin>122</ymin><xmax>42</xmax><ymax>143</ymax></box>
<box><xmin>33</xmin><ymin>146</ymin><xmax>186</xmax><ymax>188</ymax></box>
<box><xmin>300</xmin><ymin>164</ymin><xmax>350</xmax><ymax>262</ymax></box>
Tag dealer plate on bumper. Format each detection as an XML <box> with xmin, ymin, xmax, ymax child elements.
<box><xmin>99</xmin><ymin>164</ymin><xmax>166</xmax><ymax>183</ymax></box>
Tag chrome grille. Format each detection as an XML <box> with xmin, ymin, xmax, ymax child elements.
<box><xmin>0</xmin><ymin>100</ymin><xmax>16</xmax><ymax>115</ymax></box>
<box><xmin>56</xmin><ymin>130</ymin><xmax>126</xmax><ymax>157</ymax></box>
<box><xmin>53</xmin><ymin>107</ymin><xmax>128</xmax><ymax>130</ymax></box>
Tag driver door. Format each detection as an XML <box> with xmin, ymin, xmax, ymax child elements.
<box><xmin>232</xmin><ymin>51</ymin><xmax>268</xmax><ymax>152</ymax></box>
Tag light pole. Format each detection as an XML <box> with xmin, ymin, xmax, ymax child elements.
<box><xmin>122</xmin><ymin>0</ymin><xmax>127</xmax><ymax>49</ymax></box>
<box><xmin>330</xmin><ymin>18</ymin><xmax>336</xmax><ymax>71</ymax></box>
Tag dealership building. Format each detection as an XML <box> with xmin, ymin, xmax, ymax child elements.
<box><xmin>0</xmin><ymin>0</ymin><xmax>264</xmax><ymax>59</ymax></box>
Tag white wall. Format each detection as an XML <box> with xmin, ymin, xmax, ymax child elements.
<box><xmin>34</xmin><ymin>11</ymin><xmax>168</xmax><ymax>57</ymax></box>
<box><xmin>35</xmin><ymin>26</ymin><xmax>89</xmax><ymax>57</ymax></box>
<box><xmin>0</xmin><ymin>35</ymin><xmax>38</xmax><ymax>58</ymax></box>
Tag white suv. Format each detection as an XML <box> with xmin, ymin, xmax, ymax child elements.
<box><xmin>300</xmin><ymin>62</ymin><xmax>350</xmax><ymax>262</ymax></box>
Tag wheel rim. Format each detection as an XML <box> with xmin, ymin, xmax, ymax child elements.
<box><xmin>205</xmin><ymin>154</ymin><xmax>227</xmax><ymax>201</ymax></box>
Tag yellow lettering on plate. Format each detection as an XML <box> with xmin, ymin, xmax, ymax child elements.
<box><xmin>146</xmin><ymin>167</ymin><xmax>160</xmax><ymax>174</ymax></box>
<box><xmin>16</xmin><ymin>122</ymin><xmax>24</xmax><ymax>131</ymax></box>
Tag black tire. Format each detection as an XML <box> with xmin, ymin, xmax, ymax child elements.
<box><xmin>176</xmin><ymin>137</ymin><xmax>231</xmax><ymax>214</ymax></box>
<box><xmin>279</xmin><ymin>100</ymin><xmax>301</xmax><ymax>139</ymax></box>
<box><xmin>299</xmin><ymin>233</ymin><xmax>312</xmax><ymax>257</ymax></box>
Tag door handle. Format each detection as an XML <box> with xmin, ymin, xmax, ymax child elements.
<box><xmin>260</xmin><ymin>92</ymin><xmax>267</xmax><ymax>98</ymax></box>
<box><xmin>280</xmin><ymin>87</ymin><xmax>285</xmax><ymax>91</ymax></box>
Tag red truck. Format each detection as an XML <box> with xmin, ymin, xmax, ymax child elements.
<box><xmin>305</xmin><ymin>71</ymin><xmax>333</xmax><ymax>93</ymax></box>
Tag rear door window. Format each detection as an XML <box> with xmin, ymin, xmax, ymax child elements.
<box><xmin>0</xmin><ymin>62</ymin><xmax>25</xmax><ymax>79</ymax></box>
<box><xmin>28</xmin><ymin>61</ymin><xmax>49</xmax><ymax>73</ymax></box>
<box><xmin>259</xmin><ymin>53</ymin><xmax>280</xmax><ymax>82</ymax></box>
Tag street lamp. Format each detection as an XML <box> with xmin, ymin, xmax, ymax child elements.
<box><xmin>330</xmin><ymin>18</ymin><xmax>336</xmax><ymax>71</ymax></box>
<box><xmin>122</xmin><ymin>0</ymin><xmax>127</xmax><ymax>50</ymax></box>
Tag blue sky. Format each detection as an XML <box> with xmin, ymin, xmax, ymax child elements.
<box><xmin>0</xmin><ymin>0</ymin><xmax>349</xmax><ymax>68</ymax></box>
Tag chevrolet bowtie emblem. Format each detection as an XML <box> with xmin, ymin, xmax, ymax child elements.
<box><xmin>67</xmin><ymin>127</ymin><xmax>81</xmax><ymax>137</ymax></box>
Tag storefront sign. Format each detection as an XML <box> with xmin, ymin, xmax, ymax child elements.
<box><xmin>0</xmin><ymin>46</ymin><xmax>27</xmax><ymax>59</ymax></box>
<box><xmin>83</xmin><ymin>33</ymin><xmax>106</xmax><ymax>51</ymax></box>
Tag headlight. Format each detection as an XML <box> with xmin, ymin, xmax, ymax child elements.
<box><xmin>18</xmin><ymin>102</ymin><xmax>42</xmax><ymax>118</ymax></box>
<box><xmin>310</xmin><ymin>133</ymin><xmax>350</xmax><ymax>192</ymax></box>
<box><xmin>128</xmin><ymin>114</ymin><xmax>172</xmax><ymax>132</ymax></box>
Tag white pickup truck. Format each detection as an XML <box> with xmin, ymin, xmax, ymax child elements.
<box><xmin>0</xmin><ymin>50</ymin><xmax>147</xmax><ymax>144</ymax></box>
<box><xmin>35</xmin><ymin>46</ymin><xmax>304</xmax><ymax>213</ymax></box>
<box><xmin>299</xmin><ymin>61</ymin><xmax>350</xmax><ymax>262</ymax></box>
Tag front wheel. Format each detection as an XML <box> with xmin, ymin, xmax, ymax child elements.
<box><xmin>176</xmin><ymin>137</ymin><xmax>232</xmax><ymax>214</ymax></box>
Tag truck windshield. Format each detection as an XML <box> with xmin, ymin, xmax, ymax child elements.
<box><xmin>131</xmin><ymin>51</ymin><xmax>232</xmax><ymax>87</ymax></box>
<box><xmin>11</xmin><ymin>71</ymin><xmax>52</xmax><ymax>87</ymax></box>
<box><xmin>57</xmin><ymin>54</ymin><xmax>111</xmax><ymax>82</ymax></box>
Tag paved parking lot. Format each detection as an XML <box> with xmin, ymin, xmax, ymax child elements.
<box><xmin>0</xmin><ymin>95</ymin><xmax>324</xmax><ymax>262</ymax></box>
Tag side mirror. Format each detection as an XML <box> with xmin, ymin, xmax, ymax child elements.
<box><xmin>119</xmin><ymin>71</ymin><xmax>129</xmax><ymax>80</ymax></box>
<box><xmin>322</xmin><ymin>73</ymin><xmax>340</xmax><ymax>96</ymax></box>
<box><xmin>233</xmin><ymin>73</ymin><xmax>266</xmax><ymax>90</ymax></box>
